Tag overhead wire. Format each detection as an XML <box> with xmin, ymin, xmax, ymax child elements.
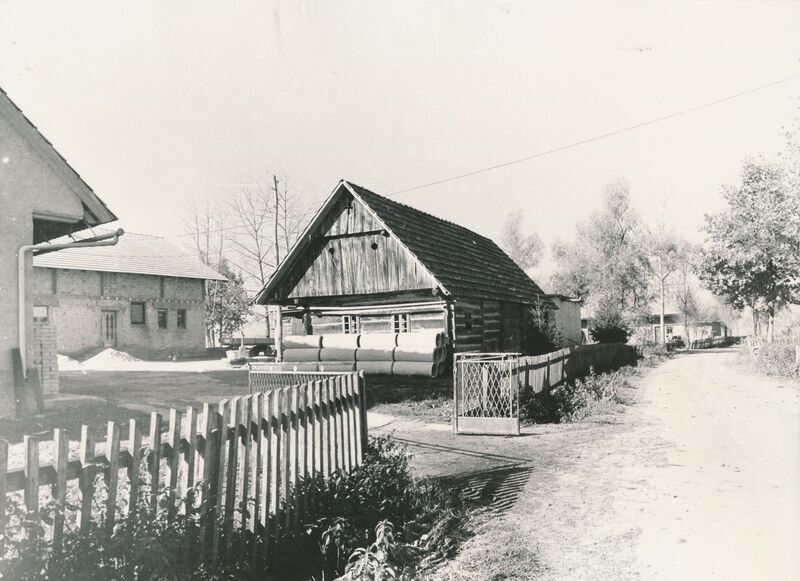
<box><xmin>163</xmin><ymin>71</ymin><xmax>800</xmax><ymax>239</ymax></box>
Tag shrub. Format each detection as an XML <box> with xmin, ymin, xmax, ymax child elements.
<box><xmin>520</xmin><ymin>368</ymin><xmax>632</xmax><ymax>423</ymax></box>
<box><xmin>753</xmin><ymin>341</ymin><xmax>799</xmax><ymax>379</ymax></box>
<box><xmin>1</xmin><ymin>438</ymin><xmax>470</xmax><ymax>581</ymax></box>
<box><xmin>275</xmin><ymin>437</ymin><xmax>470</xmax><ymax>580</ymax></box>
<box><xmin>589</xmin><ymin>323</ymin><xmax>630</xmax><ymax>344</ymax></box>
<box><xmin>636</xmin><ymin>341</ymin><xmax>674</xmax><ymax>366</ymax></box>
<box><xmin>588</xmin><ymin>310</ymin><xmax>631</xmax><ymax>344</ymax></box>
<box><xmin>0</xmin><ymin>493</ymin><xmax>253</xmax><ymax>581</ymax></box>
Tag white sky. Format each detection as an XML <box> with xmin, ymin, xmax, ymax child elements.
<box><xmin>2</xmin><ymin>1</ymin><xmax>799</xmax><ymax>274</ymax></box>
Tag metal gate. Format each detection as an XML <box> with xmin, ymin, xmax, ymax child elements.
<box><xmin>453</xmin><ymin>352</ymin><xmax>520</xmax><ymax>435</ymax></box>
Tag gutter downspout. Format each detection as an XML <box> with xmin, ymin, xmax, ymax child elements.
<box><xmin>17</xmin><ymin>228</ymin><xmax>124</xmax><ymax>378</ymax></box>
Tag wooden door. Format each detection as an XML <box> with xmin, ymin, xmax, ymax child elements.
<box><xmin>101</xmin><ymin>311</ymin><xmax>117</xmax><ymax>347</ymax></box>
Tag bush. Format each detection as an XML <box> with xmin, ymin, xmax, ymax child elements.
<box><xmin>520</xmin><ymin>368</ymin><xmax>632</xmax><ymax>423</ymax></box>
<box><xmin>1</xmin><ymin>438</ymin><xmax>470</xmax><ymax>581</ymax></box>
<box><xmin>588</xmin><ymin>309</ymin><xmax>631</xmax><ymax>344</ymax></box>
<box><xmin>636</xmin><ymin>342</ymin><xmax>674</xmax><ymax>366</ymax></box>
<box><xmin>0</xmin><ymin>493</ymin><xmax>253</xmax><ymax>581</ymax></box>
<box><xmin>589</xmin><ymin>323</ymin><xmax>630</xmax><ymax>344</ymax></box>
<box><xmin>753</xmin><ymin>341</ymin><xmax>799</xmax><ymax>379</ymax></box>
<box><xmin>274</xmin><ymin>437</ymin><xmax>470</xmax><ymax>580</ymax></box>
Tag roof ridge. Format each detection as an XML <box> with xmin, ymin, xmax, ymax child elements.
<box><xmin>344</xmin><ymin>180</ymin><xmax>497</xmax><ymax>245</ymax></box>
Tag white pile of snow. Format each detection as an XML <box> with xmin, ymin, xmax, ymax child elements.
<box><xmin>83</xmin><ymin>348</ymin><xmax>141</xmax><ymax>368</ymax></box>
<box><xmin>57</xmin><ymin>354</ymin><xmax>83</xmax><ymax>371</ymax></box>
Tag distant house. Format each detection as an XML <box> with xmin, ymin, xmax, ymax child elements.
<box><xmin>545</xmin><ymin>294</ymin><xmax>584</xmax><ymax>347</ymax></box>
<box><xmin>255</xmin><ymin>180</ymin><xmax>552</xmax><ymax>353</ymax></box>
<box><xmin>32</xmin><ymin>231</ymin><xmax>226</xmax><ymax>357</ymax></box>
<box><xmin>1</xmin><ymin>87</ymin><xmax>117</xmax><ymax>412</ymax></box>
<box><xmin>640</xmin><ymin>314</ymin><xmax>728</xmax><ymax>344</ymax></box>
<box><xmin>580</xmin><ymin>308</ymin><xmax>729</xmax><ymax>345</ymax></box>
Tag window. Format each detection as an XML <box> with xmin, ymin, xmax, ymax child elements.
<box><xmin>130</xmin><ymin>302</ymin><xmax>146</xmax><ymax>325</ymax></box>
<box><xmin>33</xmin><ymin>306</ymin><xmax>49</xmax><ymax>322</ymax></box>
<box><xmin>392</xmin><ymin>313</ymin><xmax>409</xmax><ymax>333</ymax></box>
<box><xmin>177</xmin><ymin>309</ymin><xmax>186</xmax><ymax>329</ymax></box>
<box><xmin>666</xmin><ymin>325</ymin><xmax>674</xmax><ymax>335</ymax></box>
<box><xmin>464</xmin><ymin>312</ymin><xmax>473</xmax><ymax>332</ymax></box>
<box><xmin>342</xmin><ymin>315</ymin><xmax>358</xmax><ymax>334</ymax></box>
<box><xmin>158</xmin><ymin>308</ymin><xmax>168</xmax><ymax>329</ymax></box>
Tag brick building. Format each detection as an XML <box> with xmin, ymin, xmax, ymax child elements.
<box><xmin>1</xmin><ymin>87</ymin><xmax>117</xmax><ymax>415</ymax></box>
<box><xmin>32</xmin><ymin>231</ymin><xmax>226</xmax><ymax>361</ymax></box>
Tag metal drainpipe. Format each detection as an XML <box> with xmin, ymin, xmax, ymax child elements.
<box><xmin>17</xmin><ymin>228</ymin><xmax>124</xmax><ymax>378</ymax></box>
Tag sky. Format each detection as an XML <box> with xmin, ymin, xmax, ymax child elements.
<box><xmin>2</xmin><ymin>0</ymin><xmax>799</xmax><ymax>282</ymax></box>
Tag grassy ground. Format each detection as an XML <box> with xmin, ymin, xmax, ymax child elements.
<box><xmin>365</xmin><ymin>373</ymin><xmax>453</xmax><ymax>422</ymax></box>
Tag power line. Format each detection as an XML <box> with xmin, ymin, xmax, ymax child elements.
<box><xmin>166</xmin><ymin>71</ymin><xmax>800</xmax><ymax>238</ymax></box>
<box><xmin>387</xmin><ymin>72</ymin><xmax>800</xmax><ymax>196</ymax></box>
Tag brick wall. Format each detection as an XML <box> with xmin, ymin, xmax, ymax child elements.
<box><xmin>32</xmin><ymin>318</ymin><xmax>58</xmax><ymax>394</ymax></box>
<box><xmin>32</xmin><ymin>267</ymin><xmax>208</xmax><ymax>356</ymax></box>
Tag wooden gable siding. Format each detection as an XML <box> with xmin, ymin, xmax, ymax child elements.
<box><xmin>281</xmin><ymin>195</ymin><xmax>436</xmax><ymax>299</ymax></box>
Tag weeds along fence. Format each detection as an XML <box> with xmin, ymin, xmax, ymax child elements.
<box><xmin>0</xmin><ymin>372</ymin><xmax>367</xmax><ymax>565</ymax></box>
<box><xmin>517</xmin><ymin>343</ymin><xmax>637</xmax><ymax>394</ymax></box>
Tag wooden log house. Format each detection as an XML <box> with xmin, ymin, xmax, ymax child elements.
<box><xmin>254</xmin><ymin>180</ymin><xmax>552</xmax><ymax>354</ymax></box>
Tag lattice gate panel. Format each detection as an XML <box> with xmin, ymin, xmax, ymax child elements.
<box><xmin>453</xmin><ymin>353</ymin><xmax>520</xmax><ymax>435</ymax></box>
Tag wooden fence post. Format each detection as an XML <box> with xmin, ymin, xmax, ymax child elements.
<box><xmin>223</xmin><ymin>398</ymin><xmax>241</xmax><ymax>564</ymax></box>
<box><xmin>167</xmin><ymin>409</ymin><xmax>181</xmax><ymax>521</ymax></box>
<box><xmin>249</xmin><ymin>392</ymin><xmax>263</xmax><ymax>559</ymax></box>
<box><xmin>358</xmin><ymin>372</ymin><xmax>368</xmax><ymax>454</ymax></box>
<box><xmin>79</xmin><ymin>426</ymin><xmax>95</xmax><ymax>531</ymax></box>
<box><xmin>183</xmin><ymin>406</ymin><xmax>197</xmax><ymax>515</ymax></box>
<box><xmin>23</xmin><ymin>435</ymin><xmax>39</xmax><ymax>514</ymax></box>
<box><xmin>128</xmin><ymin>419</ymin><xmax>142</xmax><ymax>516</ymax></box>
<box><xmin>105</xmin><ymin>421</ymin><xmax>121</xmax><ymax>529</ymax></box>
<box><xmin>52</xmin><ymin>429</ymin><xmax>68</xmax><ymax>550</ymax></box>
<box><xmin>211</xmin><ymin>400</ymin><xmax>230</xmax><ymax>567</ymax></box>
<box><xmin>0</xmin><ymin>440</ymin><xmax>7</xmax><ymax>552</ymax></box>
<box><xmin>239</xmin><ymin>396</ymin><xmax>253</xmax><ymax>540</ymax></box>
<box><xmin>148</xmin><ymin>412</ymin><xmax>162</xmax><ymax>517</ymax></box>
<box><xmin>280</xmin><ymin>389</ymin><xmax>291</xmax><ymax>531</ymax></box>
<box><xmin>198</xmin><ymin>403</ymin><xmax>213</xmax><ymax>517</ymax></box>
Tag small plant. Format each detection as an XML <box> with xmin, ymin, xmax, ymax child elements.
<box><xmin>520</xmin><ymin>368</ymin><xmax>633</xmax><ymax>423</ymax></box>
<box><xmin>751</xmin><ymin>340</ymin><xmax>799</xmax><ymax>379</ymax></box>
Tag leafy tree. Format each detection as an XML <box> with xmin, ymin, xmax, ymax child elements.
<box><xmin>206</xmin><ymin>259</ymin><xmax>252</xmax><ymax>347</ymax></box>
<box><xmin>551</xmin><ymin>179</ymin><xmax>651</xmax><ymax>333</ymax></box>
<box><xmin>501</xmin><ymin>210</ymin><xmax>543</xmax><ymax>271</ymax></box>
<box><xmin>697</xmin><ymin>159</ymin><xmax>800</xmax><ymax>341</ymax></box>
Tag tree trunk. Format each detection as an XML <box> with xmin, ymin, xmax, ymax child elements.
<box><xmin>660</xmin><ymin>276</ymin><xmax>666</xmax><ymax>346</ymax></box>
<box><xmin>767</xmin><ymin>307</ymin><xmax>775</xmax><ymax>343</ymax></box>
<box><xmin>752</xmin><ymin>308</ymin><xmax>759</xmax><ymax>338</ymax></box>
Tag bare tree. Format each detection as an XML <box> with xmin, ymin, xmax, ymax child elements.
<box><xmin>227</xmin><ymin>173</ymin><xmax>307</xmax><ymax>338</ymax></box>
<box><xmin>643</xmin><ymin>220</ymin><xmax>681</xmax><ymax>345</ymax></box>
<box><xmin>183</xmin><ymin>198</ymin><xmax>230</xmax><ymax>346</ymax></box>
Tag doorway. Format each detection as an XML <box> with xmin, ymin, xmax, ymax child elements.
<box><xmin>101</xmin><ymin>310</ymin><xmax>117</xmax><ymax>348</ymax></box>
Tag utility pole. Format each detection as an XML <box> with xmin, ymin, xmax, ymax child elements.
<box><xmin>273</xmin><ymin>174</ymin><xmax>283</xmax><ymax>362</ymax></box>
<box><xmin>659</xmin><ymin>254</ymin><xmax>666</xmax><ymax>346</ymax></box>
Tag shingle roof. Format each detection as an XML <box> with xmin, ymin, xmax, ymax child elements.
<box><xmin>33</xmin><ymin>229</ymin><xmax>227</xmax><ymax>281</ymax></box>
<box><xmin>346</xmin><ymin>182</ymin><xmax>549</xmax><ymax>304</ymax></box>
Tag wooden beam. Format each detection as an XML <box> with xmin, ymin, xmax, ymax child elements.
<box><xmin>315</xmin><ymin>229</ymin><xmax>389</xmax><ymax>242</ymax></box>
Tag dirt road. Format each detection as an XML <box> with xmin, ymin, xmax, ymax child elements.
<box><xmin>377</xmin><ymin>348</ymin><xmax>800</xmax><ymax>580</ymax></box>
